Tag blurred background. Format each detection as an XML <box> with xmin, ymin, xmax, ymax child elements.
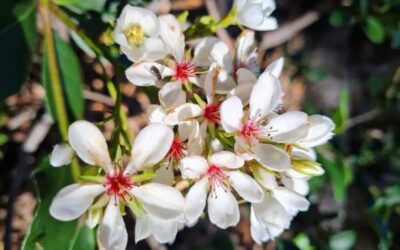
<box><xmin>0</xmin><ymin>0</ymin><xmax>399</xmax><ymax>249</ymax></box>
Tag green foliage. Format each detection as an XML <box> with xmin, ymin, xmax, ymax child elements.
<box><xmin>21</xmin><ymin>158</ymin><xmax>78</xmax><ymax>250</ymax></box>
<box><xmin>54</xmin><ymin>0</ymin><xmax>106</xmax><ymax>13</ymax></box>
<box><xmin>293</xmin><ymin>233</ymin><xmax>315</xmax><ymax>250</ymax></box>
<box><xmin>329</xmin><ymin>230</ymin><xmax>357</xmax><ymax>250</ymax></box>
<box><xmin>332</xmin><ymin>89</ymin><xmax>350</xmax><ymax>134</ymax></box>
<box><xmin>42</xmin><ymin>34</ymin><xmax>85</xmax><ymax>121</ymax></box>
<box><xmin>0</xmin><ymin>0</ymin><xmax>36</xmax><ymax>100</ymax></box>
<box><xmin>69</xmin><ymin>226</ymin><xmax>96</xmax><ymax>250</ymax></box>
<box><xmin>364</xmin><ymin>16</ymin><xmax>385</xmax><ymax>44</ymax></box>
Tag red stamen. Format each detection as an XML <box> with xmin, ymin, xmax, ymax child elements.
<box><xmin>167</xmin><ymin>138</ymin><xmax>185</xmax><ymax>161</ymax></box>
<box><xmin>105</xmin><ymin>172</ymin><xmax>134</xmax><ymax>203</ymax></box>
<box><xmin>203</xmin><ymin>103</ymin><xmax>220</xmax><ymax>123</ymax></box>
<box><xmin>174</xmin><ymin>62</ymin><xmax>195</xmax><ymax>82</ymax></box>
<box><xmin>240</xmin><ymin>122</ymin><xmax>259</xmax><ymax>140</ymax></box>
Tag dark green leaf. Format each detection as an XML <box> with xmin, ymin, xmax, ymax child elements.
<box><xmin>329</xmin><ymin>10</ymin><xmax>346</xmax><ymax>27</ymax></box>
<box><xmin>364</xmin><ymin>16</ymin><xmax>385</xmax><ymax>44</ymax></box>
<box><xmin>21</xmin><ymin>157</ymin><xmax>78</xmax><ymax>250</ymax></box>
<box><xmin>0</xmin><ymin>0</ymin><xmax>36</xmax><ymax>100</ymax></box>
<box><xmin>42</xmin><ymin>34</ymin><xmax>85</xmax><ymax>120</ymax></box>
<box><xmin>332</xmin><ymin>89</ymin><xmax>349</xmax><ymax>134</ymax></box>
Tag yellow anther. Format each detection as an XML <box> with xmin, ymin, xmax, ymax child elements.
<box><xmin>124</xmin><ymin>24</ymin><xmax>144</xmax><ymax>47</ymax></box>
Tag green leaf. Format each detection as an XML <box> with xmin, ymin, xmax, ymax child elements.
<box><xmin>364</xmin><ymin>16</ymin><xmax>385</xmax><ymax>44</ymax></box>
<box><xmin>69</xmin><ymin>226</ymin><xmax>96</xmax><ymax>250</ymax></box>
<box><xmin>21</xmin><ymin>157</ymin><xmax>78</xmax><ymax>250</ymax></box>
<box><xmin>0</xmin><ymin>0</ymin><xmax>36</xmax><ymax>100</ymax></box>
<box><xmin>293</xmin><ymin>233</ymin><xmax>315</xmax><ymax>250</ymax></box>
<box><xmin>177</xmin><ymin>11</ymin><xmax>189</xmax><ymax>24</ymax></box>
<box><xmin>42</xmin><ymin>34</ymin><xmax>84</xmax><ymax>120</ymax></box>
<box><xmin>54</xmin><ymin>0</ymin><xmax>106</xmax><ymax>13</ymax></box>
<box><xmin>332</xmin><ymin>89</ymin><xmax>349</xmax><ymax>134</ymax></box>
<box><xmin>329</xmin><ymin>10</ymin><xmax>346</xmax><ymax>27</ymax></box>
<box><xmin>329</xmin><ymin>230</ymin><xmax>356</xmax><ymax>250</ymax></box>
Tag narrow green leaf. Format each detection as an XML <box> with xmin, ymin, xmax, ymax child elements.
<box><xmin>42</xmin><ymin>34</ymin><xmax>84</xmax><ymax>120</ymax></box>
<box><xmin>54</xmin><ymin>0</ymin><xmax>106</xmax><ymax>13</ymax></box>
<box><xmin>21</xmin><ymin>157</ymin><xmax>78</xmax><ymax>250</ymax></box>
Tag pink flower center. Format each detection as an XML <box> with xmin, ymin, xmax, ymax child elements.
<box><xmin>105</xmin><ymin>172</ymin><xmax>134</xmax><ymax>203</ymax></box>
<box><xmin>206</xmin><ymin>164</ymin><xmax>229</xmax><ymax>191</ymax></box>
<box><xmin>174</xmin><ymin>62</ymin><xmax>195</xmax><ymax>82</ymax></box>
<box><xmin>167</xmin><ymin>138</ymin><xmax>185</xmax><ymax>161</ymax></box>
<box><xmin>203</xmin><ymin>103</ymin><xmax>220</xmax><ymax>123</ymax></box>
<box><xmin>240</xmin><ymin>122</ymin><xmax>259</xmax><ymax>140</ymax></box>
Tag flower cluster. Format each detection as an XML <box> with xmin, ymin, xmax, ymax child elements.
<box><xmin>49</xmin><ymin>2</ymin><xmax>334</xmax><ymax>249</ymax></box>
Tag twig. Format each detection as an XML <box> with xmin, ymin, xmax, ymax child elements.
<box><xmin>344</xmin><ymin>109</ymin><xmax>379</xmax><ymax>130</ymax></box>
<box><xmin>83</xmin><ymin>90</ymin><xmax>115</xmax><ymax>107</ymax></box>
<box><xmin>259</xmin><ymin>11</ymin><xmax>320</xmax><ymax>53</ymax></box>
<box><xmin>204</xmin><ymin>0</ymin><xmax>234</xmax><ymax>49</ymax></box>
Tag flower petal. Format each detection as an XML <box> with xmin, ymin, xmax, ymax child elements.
<box><xmin>266</xmin><ymin>57</ymin><xmax>284</xmax><ymax>78</ymax></box>
<box><xmin>159</xmin><ymin>14</ymin><xmax>185</xmax><ymax>62</ymax></box>
<box><xmin>256</xmin><ymin>167</ymin><xmax>278</xmax><ymax>190</ymax></box>
<box><xmin>272</xmin><ymin>187</ymin><xmax>310</xmax><ymax>217</ymax></box>
<box><xmin>147</xmin><ymin>105</ymin><xmax>166</xmax><ymax>123</ymax></box>
<box><xmin>125</xmin><ymin>124</ymin><xmax>174</xmax><ymax>174</ymax></box>
<box><xmin>50</xmin><ymin>184</ymin><xmax>105</xmax><ymax>221</ymax></box>
<box><xmin>152</xmin><ymin>163</ymin><xmax>175</xmax><ymax>185</ymax></box>
<box><xmin>192</xmin><ymin>36</ymin><xmax>220</xmax><ymax>67</ymax></box>
<box><xmin>207</xmin><ymin>186</ymin><xmax>239</xmax><ymax>229</ymax></box>
<box><xmin>179</xmin><ymin>156</ymin><xmax>209</xmax><ymax>179</ymax></box>
<box><xmin>281</xmin><ymin>175</ymin><xmax>309</xmax><ymax>196</ymax></box>
<box><xmin>142</xmin><ymin>37</ymin><xmax>168</xmax><ymax>61</ymax></box>
<box><xmin>131</xmin><ymin>183</ymin><xmax>184</xmax><ymax>220</ymax></box>
<box><xmin>204</xmin><ymin>63</ymin><xmax>219</xmax><ymax>104</ymax></box>
<box><xmin>97</xmin><ymin>201</ymin><xmax>128</xmax><ymax>250</ymax></box>
<box><xmin>68</xmin><ymin>120</ymin><xmax>112</xmax><ymax>172</ymax></box>
<box><xmin>210</xmin><ymin>41</ymin><xmax>233</xmax><ymax>73</ymax></box>
<box><xmin>163</xmin><ymin>103</ymin><xmax>203</xmax><ymax>125</ymax></box>
<box><xmin>249</xmin><ymin>72</ymin><xmax>282</xmax><ymax>120</ymax></box>
<box><xmin>158</xmin><ymin>81</ymin><xmax>186</xmax><ymax>110</ymax></box>
<box><xmin>50</xmin><ymin>144</ymin><xmax>73</xmax><ymax>167</ymax></box>
<box><xmin>125</xmin><ymin>62</ymin><xmax>173</xmax><ymax>86</ymax></box>
<box><xmin>250</xmin><ymin>207</ymin><xmax>284</xmax><ymax>245</ymax></box>
<box><xmin>220</xmin><ymin>96</ymin><xmax>243</xmax><ymax>133</ymax></box>
<box><xmin>253</xmin><ymin>142</ymin><xmax>290</xmax><ymax>171</ymax></box>
<box><xmin>227</xmin><ymin>171</ymin><xmax>264</xmax><ymax>202</ymax></box>
<box><xmin>300</xmin><ymin>115</ymin><xmax>335</xmax><ymax>148</ymax></box>
<box><xmin>209</xmin><ymin>151</ymin><xmax>244</xmax><ymax>169</ymax></box>
<box><xmin>184</xmin><ymin>177</ymin><xmax>208</xmax><ymax>224</ymax></box>
<box><xmin>134</xmin><ymin>213</ymin><xmax>151</xmax><ymax>243</ymax></box>
<box><xmin>147</xmin><ymin>214</ymin><xmax>179</xmax><ymax>244</ymax></box>
<box><xmin>252</xmin><ymin>193</ymin><xmax>290</xmax><ymax>229</ymax></box>
<box><xmin>262</xmin><ymin>111</ymin><xmax>309</xmax><ymax>143</ymax></box>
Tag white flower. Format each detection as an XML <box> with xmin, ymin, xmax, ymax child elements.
<box><xmin>250</xmin><ymin>168</ymin><xmax>310</xmax><ymax>244</ymax></box>
<box><xmin>220</xmin><ymin>71</ymin><xmax>296</xmax><ymax>171</ymax></box>
<box><xmin>181</xmin><ymin>151</ymin><xmax>263</xmax><ymax>228</ymax></box>
<box><xmin>114</xmin><ymin>5</ymin><xmax>166</xmax><ymax>62</ymax></box>
<box><xmin>234</xmin><ymin>0</ymin><xmax>278</xmax><ymax>31</ymax></box>
<box><xmin>49</xmin><ymin>121</ymin><xmax>183</xmax><ymax>249</ymax></box>
<box><xmin>125</xmin><ymin>14</ymin><xmax>200</xmax><ymax>104</ymax></box>
<box><xmin>192</xmin><ymin>31</ymin><xmax>260</xmax><ymax>94</ymax></box>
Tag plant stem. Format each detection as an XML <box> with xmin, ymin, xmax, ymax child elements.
<box><xmin>40</xmin><ymin>0</ymin><xmax>69</xmax><ymax>140</ymax></box>
<box><xmin>40</xmin><ymin>0</ymin><xmax>80</xmax><ymax>179</ymax></box>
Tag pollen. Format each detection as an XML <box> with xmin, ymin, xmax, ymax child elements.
<box><xmin>124</xmin><ymin>24</ymin><xmax>145</xmax><ymax>47</ymax></box>
<box><xmin>105</xmin><ymin>172</ymin><xmax>134</xmax><ymax>203</ymax></box>
<box><xmin>203</xmin><ymin>103</ymin><xmax>220</xmax><ymax>124</ymax></box>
